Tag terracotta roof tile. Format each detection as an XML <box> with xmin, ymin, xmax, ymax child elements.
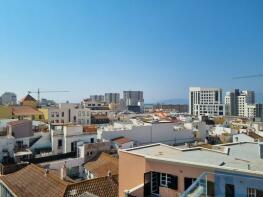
<box><xmin>112</xmin><ymin>136</ymin><xmax>132</xmax><ymax>145</ymax></box>
<box><xmin>64</xmin><ymin>175</ymin><xmax>118</xmax><ymax>197</ymax></box>
<box><xmin>0</xmin><ymin>164</ymin><xmax>69</xmax><ymax>197</ymax></box>
<box><xmin>20</xmin><ymin>94</ymin><xmax>37</xmax><ymax>102</ymax></box>
<box><xmin>83</xmin><ymin>125</ymin><xmax>97</xmax><ymax>134</ymax></box>
<box><xmin>84</xmin><ymin>153</ymin><xmax>118</xmax><ymax>177</ymax></box>
<box><xmin>7</xmin><ymin>119</ymin><xmax>31</xmax><ymax>126</ymax></box>
<box><xmin>12</xmin><ymin>106</ymin><xmax>43</xmax><ymax>116</ymax></box>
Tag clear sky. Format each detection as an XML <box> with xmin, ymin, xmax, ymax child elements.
<box><xmin>0</xmin><ymin>0</ymin><xmax>263</xmax><ymax>103</ymax></box>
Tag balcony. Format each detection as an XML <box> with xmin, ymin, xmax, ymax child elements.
<box><xmin>181</xmin><ymin>172</ymin><xmax>263</xmax><ymax>197</ymax></box>
<box><xmin>180</xmin><ymin>172</ymin><xmax>207</xmax><ymax>197</ymax></box>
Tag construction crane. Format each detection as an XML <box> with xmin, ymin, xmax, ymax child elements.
<box><xmin>28</xmin><ymin>88</ymin><xmax>70</xmax><ymax>103</ymax></box>
<box><xmin>233</xmin><ymin>74</ymin><xmax>263</xmax><ymax>80</ymax></box>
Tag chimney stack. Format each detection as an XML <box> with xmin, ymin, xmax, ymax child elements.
<box><xmin>44</xmin><ymin>169</ymin><xmax>49</xmax><ymax>176</ymax></box>
<box><xmin>61</xmin><ymin>162</ymin><xmax>67</xmax><ymax>180</ymax></box>
<box><xmin>107</xmin><ymin>170</ymin><xmax>112</xmax><ymax>177</ymax></box>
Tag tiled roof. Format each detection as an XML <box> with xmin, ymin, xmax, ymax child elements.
<box><xmin>83</xmin><ymin>125</ymin><xmax>97</xmax><ymax>134</ymax></box>
<box><xmin>84</xmin><ymin>153</ymin><xmax>118</xmax><ymax>177</ymax></box>
<box><xmin>12</xmin><ymin>106</ymin><xmax>43</xmax><ymax>116</ymax></box>
<box><xmin>21</xmin><ymin>94</ymin><xmax>37</xmax><ymax>102</ymax></box>
<box><xmin>248</xmin><ymin>132</ymin><xmax>263</xmax><ymax>140</ymax></box>
<box><xmin>0</xmin><ymin>164</ymin><xmax>118</xmax><ymax>197</ymax></box>
<box><xmin>64</xmin><ymin>175</ymin><xmax>118</xmax><ymax>197</ymax></box>
<box><xmin>7</xmin><ymin>119</ymin><xmax>31</xmax><ymax>126</ymax></box>
<box><xmin>0</xmin><ymin>164</ymin><xmax>69</xmax><ymax>197</ymax></box>
<box><xmin>112</xmin><ymin>136</ymin><xmax>132</xmax><ymax>145</ymax></box>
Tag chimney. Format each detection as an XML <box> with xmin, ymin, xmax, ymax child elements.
<box><xmin>107</xmin><ymin>170</ymin><xmax>112</xmax><ymax>177</ymax></box>
<box><xmin>60</xmin><ymin>162</ymin><xmax>67</xmax><ymax>180</ymax></box>
<box><xmin>44</xmin><ymin>169</ymin><xmax>49</xmax><ymax>176</ymax></box>
<box><xmin>259</xmin><ymin>143</ymin><xmax>263</xmax><ymax>159</ymax></box>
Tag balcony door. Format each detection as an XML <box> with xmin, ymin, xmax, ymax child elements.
<box><xmin>151</xmin><ymin>172</ymin><xmax>160</xmax><ymax>196</ymax></box>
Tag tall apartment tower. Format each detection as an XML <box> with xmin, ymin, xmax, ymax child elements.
<box><xmin>256</xmin><ymin>104</ymin><xmax>263</xmax><ymax>121</ymax></box>
<box><xmin>123</xmin><ymin>91</ymin><xmax>144</xmax><ymax>112</ymax></box>
<box><xmin>225</xmin><ymin>89</ymin><xmax>240</xmax><ymax>116</ymax></box>
<box><xmin>90</xmin><ymin>95</ymin><xmax>105</xmax><ymax>102</ymax></box>
<box><xmin>189</xmin><ymin>87</ymin><xmax>224</xmax><ymax>116</ymax></box>
<box><xmin>105</xmin><ymin>93</ymin><xmax>120</xmax><ymax>104</ymax></box>
<box><xmin>224</xmin><ymin>89</ymin><xmax>255</xmax><ymax>117</ymax></box>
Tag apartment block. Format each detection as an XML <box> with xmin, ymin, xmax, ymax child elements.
<box><xmin>189</xmin><ymin>87</ymin><xmax>224</xmax><ymax>116</ymax></box>
<box><xmin>105</xmin><ymin>93</ymin><xmax>120</xmax><ymax>104</ymax></box>
<box><xmin>50</xmin><ymin>124</ymin><xmax>97</xmax><ymax>154</ymax></box>
<box><xmin>123</xmin><ymin>91</ymin><xmax>144</xmax><ymax>113</ymax></box>
<box><xmin>225</xmin><ymin>89</ymin><xmax>256</xmax><ymax>117</ymax></box>
<box><xmin>119</xmin><ymin>142</ymin><xmax>263</xmax><ymax>197</ymax></box>
<box><xmin>256</xmin><ymin>104</ymin><xmax>263</xmax><ymax>122</ymax></box>
<box><xmin>40</xmin><ymin>103</ymin><xmax>91</xmax><ymax>125</ymax></box>
<box><xmin>90</xmin><ymin>95</ymin><xmax>105</xmax><ymax>102</ymax></box>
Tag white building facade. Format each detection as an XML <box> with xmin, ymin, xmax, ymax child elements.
<box><xmin>189</xmin><ymin>87</ymin><xmax>224</xmax><ymax>116</ymax></box>
<box><xmin>45</xmin><ymin>103</ymin><xmax>91</xmax><ymax>125</ymax></box>
<box><xmin>50</xmin><ymin>124</ymin><xmax>97</xmax><ymax>154</ymax></box>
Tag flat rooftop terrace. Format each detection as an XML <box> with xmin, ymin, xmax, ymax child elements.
<box><xmin>124</xmin><ymin>142</ymin><xmax>263</xmax><ymax>174</ymax></box>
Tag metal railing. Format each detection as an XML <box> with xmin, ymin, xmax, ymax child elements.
<box><xmin>181</xmin><ymin>172</ymin><xmax>207</xmax><ymax>197</ymax></box>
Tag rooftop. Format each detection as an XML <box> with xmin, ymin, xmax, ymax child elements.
<box><xmin>84</xmin><ymin>152</ymin><xmax>118</xmax><ymax>177</ymax></box>
<box><xmin>20</xmin><ymin>94</ymin><xmax>37</xmax><ymax>102</ymax></box>
<box><xmin>7</xmin><ymin>119</ymin><xmax>32</xmax><ymax>126</ymax></box>
<box><xmin>12</xmin><ymin>106</ymin><xmax>43</xmax><ymax>116</ymax></box>
<box><xmin>64</xmin><ymin>175</ymin><xmax>118</xmax><ymax>197</ymax></box>
<box><xmin>0</xmin><ymin>164</ymin><xmax>118</xmax><ymax>197</ymax></box>
<box><xmin>112</xmin><ymin>136</ymin><xmax>133</xmax><ymax>145</ymax></box>
<box><xmin>0</xmin><ymin>164</ymin><xmax>69</xmax><ymax>197</ymax></box>
<box><xmin>123</xmin><ymin>142</ymin><xmax>263</xmax><ymax>175</ymax></box>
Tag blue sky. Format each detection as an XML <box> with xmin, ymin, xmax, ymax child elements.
<box><xmin>0</xmin><ymin>0</ymin><xmax>263</xmax><ymax>103</ymax></box>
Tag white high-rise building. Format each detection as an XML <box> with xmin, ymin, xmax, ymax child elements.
<box><xmin>90</xmin><ymin>95</ymin><xmax>105</xmax><ymax>102</ymax></box>
<box><xmin>244</xmin><ymin>104</ymin><xmax>256</xmax><ymax>118</ymax></box>
<box><xmin>238</xmin><ymin>90</ymin><xmax>255</xmax><ymax>117</ymax></box>
<box><xmin>105</xmin><ymin>93</ymin><xmax>120</xmax><ymax>104</ymax></box>
<box><xmin>189</xmin><ymin>87</ymin><xmax>224</xmax><ymax>116</ymax></box>
<box><xmin>1</xmin><ymin>92</ymin><xmax>17</xmax><ymax>106</ymax></box>
<box><xmin>224</xmin><ymin>89</ymin><xmax>255</xmax><ymax>117</ymax></box>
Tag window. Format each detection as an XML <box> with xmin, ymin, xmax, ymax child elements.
<box><xmin>248</xmin><ymin>188</ymin><xmax>256</xmax><ymax>197</ymax></box>
<box><xmin>184</xmin><ymin>177</ymin><xmax>196</xmax><ymax>190</ymax></box>
<box><xmin>225</xmin><ymin>184</ymin><xmax>235</xmax><ymax>197</ymax></box>
<box><xmin>87</xmin><ymin>151</ymin><xmax>93</xmax><ymax>156</ymax></box>
<box><xmin>61</xmin><ymin>112</ymin><xmax>64</xmax><ymax>117</ymax></box>
<box><xmin>58</xmin><ymin>139</ymin><xmax>62</xmax><ymax>148</ymax></box>
<box><xmin>90</xmin><ymin>138</ymin><xmax>94</xmax><ymax>143</ymax></box>
<box><xmin>207</xmin><ymin>181</ymin><xmax>215</xmax><ymax>196</ymax></box>
<box><xmin>160</xmin><ymin>173</ymin><xmax>178</xmax><ymax>190</ymax></box>
<box><xmin>247</xmin><ymin>188</ymin><xmax>263</xmax><ymax>197</ymax></box>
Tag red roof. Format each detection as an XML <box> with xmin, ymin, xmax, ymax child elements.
<box><xmin>20</xmin><ymin>94</ymin><xmax>37</xmax><ymax>102</ymax></box>
<box><xmin>112</xmin><ymin>137</ymin><xmax>132</xmax><ymax>145</ymax></box>
<box><xmin>12</xmin><ymin>106</ymin><xmax>43</xmax><ymax>116</ymax></box>
<box><xmin>7</xmin><ymin>120</ymin><xmax>32</xmax><ymax>126</ymax></box>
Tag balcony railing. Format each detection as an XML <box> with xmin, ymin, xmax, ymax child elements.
<box><xmin>181</xmin><ymin>171</ymin><xmax>263</xmax><ymax>197</ymax></box>
<box><xmin>181</xmin><ymin>172</ymin><xmax>207</xmax><ymax>197</ymax></box>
